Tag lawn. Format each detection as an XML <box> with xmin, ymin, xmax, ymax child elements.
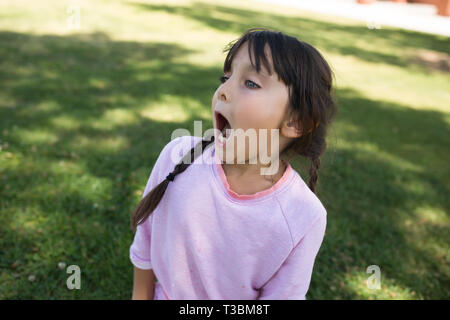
<box><xmin>0</xmin><ymin>0</ymin><xmax>448</xmax><ymax>299</ymax></box>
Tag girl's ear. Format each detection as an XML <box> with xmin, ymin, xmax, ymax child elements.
<box><xmin>281</xmin><ymin>117</ymin><xmax>302</xmax><ymax>138</ymax></box>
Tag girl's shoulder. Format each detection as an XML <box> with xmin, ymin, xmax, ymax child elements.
<box><xmin>158</xmin><ymin>135</ymin><xmax>201</xmax><ymax>158</ymax></box>
<box><xmin>154</xmin><ymin>135</ymin><xmax>204</xmax><ymax>173</ymax></box>
<box><xmin>276</xmin><ymin>171</ymin><xmax>327</xmax><ymax>245</ymax></box>
<box><xmin>163</xmin><ymin>135</ymin><xmax>204</xmax><ymax>160</ymax></box>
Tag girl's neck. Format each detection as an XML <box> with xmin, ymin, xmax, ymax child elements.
<box><xmin>221</xmin><ymin>158</ymin><xmax>288</xmax><ymax>185</ymax></box>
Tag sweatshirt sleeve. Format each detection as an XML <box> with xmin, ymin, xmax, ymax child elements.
<box><xmin>129</xmin><ymin>136</ymin><xmax>183</xmax><ymax>270</ymax></box>
<box><xmin>257</xmin><ymin>214</ymin><xmax>327</xmax><ymax>300</ymax></box>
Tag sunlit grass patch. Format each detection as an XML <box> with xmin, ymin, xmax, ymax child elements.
<box><xmin>343</xmin><ymin>268</ymin><xmax>418</xmax><ymax>300</ymax></box>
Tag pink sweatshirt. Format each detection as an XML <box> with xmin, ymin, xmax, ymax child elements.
<box><xmin>129</xmin><ymin>135</ymin><xmax>327</xmax><ymax>300</ymax></box>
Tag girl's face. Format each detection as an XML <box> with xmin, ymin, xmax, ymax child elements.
<box><xmin>212</xmin><ymin>41</ymin><xmax>297</xmax><ymax>165</ymax></box>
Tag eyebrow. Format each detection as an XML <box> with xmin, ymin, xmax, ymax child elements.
<box><xmin>231</xmin><ymin>62</ymin><xmax>270</xmax><ymax>78</ymax></box>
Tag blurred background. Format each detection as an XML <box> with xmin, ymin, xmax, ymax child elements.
<box><xmin>0</xmin><ymin>0</ymin><xmax>448</xmax><ymax>299</ymax></box>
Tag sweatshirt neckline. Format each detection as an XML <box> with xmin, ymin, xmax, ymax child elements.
<box><xmin>210</xmin><ymin>145</ymin><xmax>294</xmax><ymax>203</ymax></box>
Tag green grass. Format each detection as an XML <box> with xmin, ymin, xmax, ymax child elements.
<box><xmin>0</xmin><ymin>0</ymin><xmax>449</xmax><ymax>299</ymax></box>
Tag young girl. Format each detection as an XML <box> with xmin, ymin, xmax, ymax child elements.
<box><xmin>129</xmin><ymin>28</ymin><xmax>337</xmax><ymax>300</ymax></box>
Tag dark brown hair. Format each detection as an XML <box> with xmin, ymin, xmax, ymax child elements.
<box><xmin>130</xmin><ymin>27</ymin><xmax>337</xmax><ymax>232</ymax></box>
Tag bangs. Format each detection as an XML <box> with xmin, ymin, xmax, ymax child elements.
<box><xmin>222</xmin><ymin>28</ymin><xmax>293</xmax><ymax>86</ymax></box>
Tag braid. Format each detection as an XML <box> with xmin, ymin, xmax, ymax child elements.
<box><xmin>168</xmin><ymin>138</ymin><xmax>214</xmax><ymax>181</ymax></box>
<box><xmin>308</xmin><ymin>156</ymin><xmax>321</xmax><ymax>194</ymax></box>
<box><xmin>305</xmin><ymin>124</ymin><xmax>326</xmax><ymax>194</ymax></box>
<box><xmin>130</xmin><ymin>136</ymin><xmax>215</xmax><ymax>232</ymax></box>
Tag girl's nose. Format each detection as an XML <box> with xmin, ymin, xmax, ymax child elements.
<box><xmin>218</xmin><ymin>78</ymin><xmax>232</xmax><ymax>102</ymax></box>
<box><xmin>220</xmin><ymin>91</ymin><xmax>227</xmax><ymax>101</ymax></box>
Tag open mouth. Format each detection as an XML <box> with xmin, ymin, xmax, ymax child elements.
<box><xmin>214</xmin><ymin>110</ymin><xmax>232</xmax><ymax>144</ymax></box>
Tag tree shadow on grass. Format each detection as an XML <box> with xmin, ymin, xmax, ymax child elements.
<box><xmin>0</xmin><ymin>30</ymin><xmax>221</xmax><ymax>299</ymax></box>
<box><xmin>309</xmin><ymin>87</ymin><xmax>449</xmax><ymax>299</ymax></box>
<box><xmin>130</xmin><ymin>1</ymin><xmax>450</xmax><ymax>74</ymax></box>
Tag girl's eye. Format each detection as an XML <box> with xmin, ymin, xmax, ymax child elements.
<box><xmin>245</xmin><ymin>80</ymin><xmax>259</xmax><ymax>89</ymax></box>
<box><xmin>219</xmin><ymin>76</ymin><xmax>260</xmax><ymax>89</ymax></box>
